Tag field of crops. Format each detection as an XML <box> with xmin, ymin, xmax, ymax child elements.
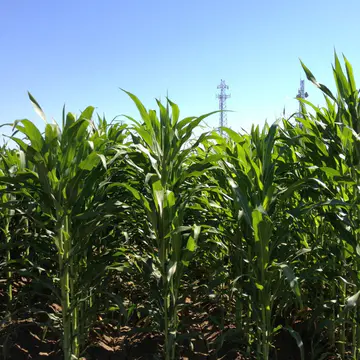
<box><xmin>0</xmin><ymin>54</ymin><xmax>360</xmax><ymax>360</ymax></box>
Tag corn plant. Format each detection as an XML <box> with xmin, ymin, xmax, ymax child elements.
<box><xmin>0</xmin><ymin>148</ymin><xmax>26</xmax><ymax>313</ymax></box>
<box><xmin>289</xmin><ymin>52</ymin><xmax>360</xmax><ymax>358</ymax></box>
<box><xmin>0</xmin><ymin>95</ymin><xmax>112</xmax><ymax>360</ymax></box>
<box><xmin>111</xmin><ymin>92</ymin><xmax>219</xmax><ymax>359</ymax></box>
<box><xmin>2</xmin><ymin>52</ymin><xmax>360</xmax><ymax>360</ymax></box>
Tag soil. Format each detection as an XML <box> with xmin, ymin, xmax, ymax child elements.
<box><xmin>0</xmin><ymin>281</ymin><xmax>338</xmax><ymax>359</ymax></box>
<box><xmin>0</xmin><ymin>310</ymin><xmax>321</xmax><ymax>360</ymax></box>
<box><xmin>0</xmin><ymin>313</ymin><xmax>251</xmax><ymax>359</ymax></box>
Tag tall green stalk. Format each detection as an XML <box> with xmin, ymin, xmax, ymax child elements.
<box><xmin>58</xmin><ymin>215</ymin><xmax>71</xmax><ymax>360</ymax></box>
<box><xmin>0</xmin><ymin>96</ymin><xmax>111</xmax><ymax>360</ymax></box>
<box><xmin>4</xmin><ymin>217</ymin><xmax>12</xmax><ymax>306</ymax></box>
<box><xmin>117</xmin><ymin>91</ymin><xmax>217</xmax><ymax>359</ymax></box>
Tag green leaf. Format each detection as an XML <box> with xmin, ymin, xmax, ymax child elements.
<box><xmin>186</xmin><ymin>236</ymin><xmax>196</xmax><ymax>252</ymax></box>
<box><xmin>16</xmin><ymin>119</ymin><xmax>44</xmax><ymax>152</ymax></box>
<box><xmin>343</xmin><ymin>54</ymin><xmax>357</xmax><ymax>94</ymax></box>
<box><xmin>28</xmin><ymin>92</ymin><xmax>46</xmax><ymax>122</ymax></box>
<box><xmin>300</xmin><ymin>60</ymin><xmax>336</xmax><ymax>101</ymax></box>
<box><xmin>222</xmin><ymin>127</ymin><xmax>243</xmax><ymax>143</ymax></box>
<box><xmin>122</xmin><ymin>89</ymin><xmax>150</xmax><ymax>126</ymax></box>
<box><xmin>167</xmin><ymin>261</ymin><xmax>177</xmax><ymax>282</ymax></box>
<box><xmin>320</xmin><ymin>167</ymin><xmax>341</xmax><ymax>177</ymax></box>
<box><xmin>79</xmin><ymin>106</ymin><xmax>95</xmax><ymax>121</ymax></box>
<box><xmin>284</xmin><ymin>326</ymin><xmax>304</xmax><ymax>360</ymax></box>
<box><xmin>154</xmin><ymin>189</ymin><xmax>164</xmax><ymax>215</ymax></box>
<box><xmin>167</xmin><ymin>98</ymin><xmax>180</xmax><ymax>126</ymax></box>
<box><xmin>166</xmin><ymin>190</ymin><xmax>176</xmax><ymax>208</ymax></box>
<box><xmin>333</xmin><ymin>51</ymin><xmax>350</xmax><ymax>99</ymax></box>
<box><xmin>45</xmin><ymin>123</ymin><xmax>60</xmax><ymax>143</ymax></box>
<box><xmin>79</xmin><ymin>152</ymin><xmax>100</xmax><ymax>171</ymax></box>
<box><xmin>345</xmin><ymin>290</ymin><xmax>360</xmax><ymax>310</ymax></box>
<box><xmin>107</xmin><ymin>182</ymin><xmax>142</xmax><ymax>201</ymax></box>
<box><xmin>97</xmin><ymin>153</ymin><xmax>107</xmax><ymax>170</ymax></box>
<box><xmin>255</xmin><ymin>283</ymin><xmax>264</xmax><ymax>291</ymax></box>
<box><xmin>279</xmin><ymin>263</ymin><xmax>302</xmax><ymax>308</ymax></box>
<box><xmin>134</xmin><ymin>126</ymin><xmax>153</xmax><ymax>148</ymax></box>
<box><xmin>193</xmin><ymin>225</ymin><xmax>201</xmax><ymax>242</ymax></box>
<box><xmin>252</xmin><ymin>209</ymin><xmax>272</xmax><ymax>246</ymax></box>
<box><xmin>300</xmin><ymin>60</ymin><xmax>319</xmax><ymax>87</ymax></box>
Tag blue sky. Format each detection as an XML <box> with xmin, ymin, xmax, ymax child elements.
<box><xmin>1</xmin><ymin>0</ymin><xmax>360</xmax><ymax>140</ymax></box>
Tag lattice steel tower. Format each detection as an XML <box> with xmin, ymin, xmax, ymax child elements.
<box><xmin>296</xmin><ymin>79</ymin><xmax>308</xmax><ymax>119</ymax></box>
<box><xmin>217</xmin><ymin>79</ymin><xmax>230</xmax><ymax>134</ymax></box>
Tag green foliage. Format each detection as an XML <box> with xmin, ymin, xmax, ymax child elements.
<box><xmin>0</xmin><ymin>51</ymin><xmax>360</xmax><ymax>360</ymax></box>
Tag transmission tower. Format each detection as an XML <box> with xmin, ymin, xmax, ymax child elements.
<box><xmin>295</xmin><ymin>79</ymin><xmax>308</xmax><ymax>120</ymax></box>
<box><xmin>216</xmin><ymin>79</ymin><xmax>230</xmax><ymax>134</ymax></box>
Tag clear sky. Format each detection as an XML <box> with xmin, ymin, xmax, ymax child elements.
<box><xmin>1</xmin><ymin>0</ymin><xmax>360</xmax><ymax>140</ymax></box>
